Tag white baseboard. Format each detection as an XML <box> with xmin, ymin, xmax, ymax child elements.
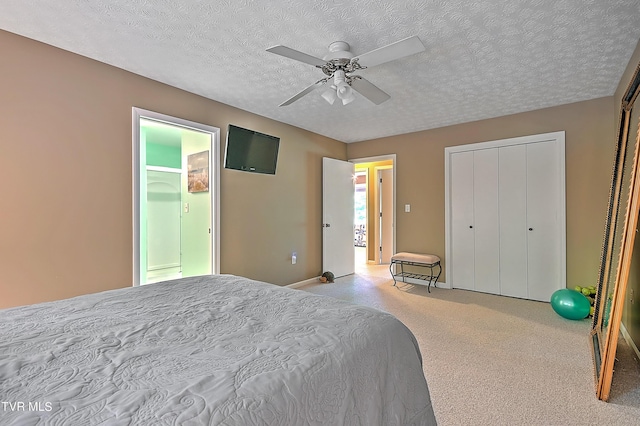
<box><xmin>288</xmin><ymin>275</ymin><xmax>449</xmax><ymax>290</ymax></box>
<box><xmin>286</xmin><ymin>276</ymin><xmax>321</xmax><ymax>289</ymax></box>
<box><xmin>620</xmin><ymin>322</ymin><xmax>640</xmax><ymax>362</ymax></box>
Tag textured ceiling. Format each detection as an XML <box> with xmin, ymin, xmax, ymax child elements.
<box><xmin>2</xmin><ymin>0</ymin><xmax>639</xmax><ymax>143</ymax></box>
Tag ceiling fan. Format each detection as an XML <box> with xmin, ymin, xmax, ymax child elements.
<box><xmin>266</xmin><ymin>35</ymin><xmax>425</xmax><ymax>107</ymax></box>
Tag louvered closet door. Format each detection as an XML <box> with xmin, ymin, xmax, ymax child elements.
<box><xmin>450</xmin><ymin>151</ymin><xmax>475</xmax><ymax>291</ymax></box>
<box><xmin>473</xmin><ymin>149</ymin><xmax>500</xmax><ymax>294</ymax></box>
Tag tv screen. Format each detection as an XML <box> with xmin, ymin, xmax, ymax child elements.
<box><xmin>224</xmin><ymin>125</ymin><xmax>280</xmax><ymax>175</ymax></box>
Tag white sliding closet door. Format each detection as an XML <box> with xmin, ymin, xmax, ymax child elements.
<box><xmin>526</xmin><ymin>141</ymin><xmax>562</xmax><ymax>301</ymax></box>
<box><xmin>499</xmin><ymin>145</ymin><xmax>528</xmax><ymax>299</ymax></box>
<box><xmin>450</xmin><ymin>151</ymin><xmax>475</xmax><ymax>291</ymax></box>
<box><xmin>445</xmin><ymin>131</ymin><xmax>565</xmax><ymax>301</ymax></box>
<box><xmin>473</xmin><ymin>149</ymin><xmax>500</xmax><ymax>294</ymax></box>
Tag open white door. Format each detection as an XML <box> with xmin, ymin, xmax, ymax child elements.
<box><xmin>323</xmin><ymin>157</ymin><xmax>355</xmax><ymax>278</ymax></box>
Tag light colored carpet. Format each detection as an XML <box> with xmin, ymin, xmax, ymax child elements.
<box><xmin>300</xmin><ymin>263</ymin><xmax>640</xmax><ymax>426</ymax></box>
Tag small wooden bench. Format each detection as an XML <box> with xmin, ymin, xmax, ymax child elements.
<box><xmin>390</xmin><ymin>252</ymin><xmax>442</xmax><ymax>292</ymax></box>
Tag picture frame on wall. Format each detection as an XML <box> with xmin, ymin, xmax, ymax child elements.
<box><xmin>188</xmin><ymin>150</ymin><xmax>209</xmax><ymax>193</ymax></box>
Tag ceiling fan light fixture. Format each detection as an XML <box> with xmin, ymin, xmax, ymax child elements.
<box><xmin>268</xmin><ymin>35</ymin><xmax>424</xmax><ymax>107</ymax></box>
<box><xmin>341</xmin><ymin>94</ymin><xmax>355</xmax><ymax>105</ymax></box>
<box><xmin>321</xmin><ymin>87</ymin><xmax>337</xmax><ymax>105</ymax></box>
<box><xmin>336</xmin><ymin>81</ymin><xmax>355</xmax><ymax>103</ymax></box>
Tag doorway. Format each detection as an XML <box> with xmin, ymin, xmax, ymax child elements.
<box><xmin>351</xmin><ymin>155</ymin><xmax>396</xmax><ymax>266</ymax></box>
<box><xmin>132</xmin><ymin>108</ymin><xmax>220</xmax><ymax>286</ymax></box>
<box><xmin>354</xmin><ymin>170</ymin><xmax>368</xmax><ymax>266</ymax></box>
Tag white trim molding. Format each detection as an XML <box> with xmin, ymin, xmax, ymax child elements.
<box><xmin>146</xmin><ymin>165</ymin><xmax>182</xmax><ymax>174</ymax></box>
<box><xmin>286</xmin><ymin>277</ymin><xmax>321</xmax><ymax>289</ymax></box>
<box><xmin>620</xmin><ymin>322</ymin><xmax>640</xmax><ymax>363</ymax></box>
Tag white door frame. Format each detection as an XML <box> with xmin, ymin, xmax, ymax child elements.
<box><xmin>350</xmin><ymin>154</ymin><xmax>396</xmax><ymax>264</ymax></box>
<box><xmin>444</xmin><ymin>131</ymin><xmax>566</xmax><ymax>291</ymax></box>
<box><xmin>132</xmin><ymin>107</ymin><xmax>220</xmax><ymax>286</ymax></box>
<box><xmin>376</xmin><ymin>165</ymin><xmax>393</xmax><ymax>264</ymax></box>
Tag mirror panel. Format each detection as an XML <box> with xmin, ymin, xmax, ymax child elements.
<box><xmin>591</xmin><ymin>62</ymin><xmax>640</xmax><ymax>401</ymax></box>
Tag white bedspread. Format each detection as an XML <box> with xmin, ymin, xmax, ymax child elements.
<box><xmin>0</xmin><ymin>275</ymin><xmax>435</xmax><ymax>425</ymax></box>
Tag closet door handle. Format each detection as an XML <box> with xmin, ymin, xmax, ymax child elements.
<box><xmin>529</xmin><ymin>227</ymin><xmax>533</xmax><ymax>231</ymax></box>
<box><xmin>469</xmin><ymin>225</ymin><xmax>473</xmax><ymax>229</ymax></box>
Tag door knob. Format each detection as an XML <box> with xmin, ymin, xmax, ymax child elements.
<box><xmin>529</xmin><ymin>228</ymin><xmax>533</xmax><ymax>231</ymax></box>
<box><xmin>323</xmin><ymin>223</ymin><xmax>331</xmax><ymax>228</ymax></box>
<box><xmin>469</xmin><ymin>225</ymin><xmax>473</xmax><ymax>229</ymax></box>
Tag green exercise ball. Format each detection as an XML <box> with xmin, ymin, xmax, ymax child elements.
<box><xmin>550</xmin><ymin>289</ymin><xmax>590</xmax><ymax>320</ymax></box>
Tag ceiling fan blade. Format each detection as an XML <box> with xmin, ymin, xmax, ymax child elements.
<box><xmin>266</xmin><ymin>45</ymin><xmax>327</xmax><ymax>67</ymax></box>
<box><xmin>350</xmin><ymin>77</ymin><xmax>391</xmax><ymax>105</ymax></box>
<box><xmin>279</xmin><ymin>79</ymin><xmax>327</xmax><ymax>106</ymax></box>
<box><xmin>352</xmin><ymin>36</ymin><xmax>425</xmax><ymax>68</ymax></box>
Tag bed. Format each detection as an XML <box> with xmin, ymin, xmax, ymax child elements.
<box><xmin>0</xmin><ymin>274</ymin><xmax>436</xmax><ymax>425</ymax></box>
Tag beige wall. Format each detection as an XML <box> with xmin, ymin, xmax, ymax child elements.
<box><xmin>347</xmin><ymin>97</ymin><xmax>615</xmax><ymax>290</ymax></box>
<box><xmin>0</xmin><ymin>26</ymin><xmax>634</xmax><ymax>317</ymax></box>
<box><xmin>0</xmin><ymin>30</ymin><xmax>345</xmax><ymax>309</ymax></box>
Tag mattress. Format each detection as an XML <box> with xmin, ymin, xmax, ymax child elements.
<box><xmin>0</xmin><ymin>274</ymin><xmax>436</xmax><ymax>425</ymax></box>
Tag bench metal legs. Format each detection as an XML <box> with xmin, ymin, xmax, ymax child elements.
<box><xmin>390</xmin><ymin>260</ymin><xmax>441</xmax><ymax>292</ymax></box>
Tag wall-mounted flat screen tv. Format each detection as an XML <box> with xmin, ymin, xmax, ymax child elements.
<box><xmin>224</xmin><ymin>125</ymin><xmax>280</xmax><ymax>175</ymax></box>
